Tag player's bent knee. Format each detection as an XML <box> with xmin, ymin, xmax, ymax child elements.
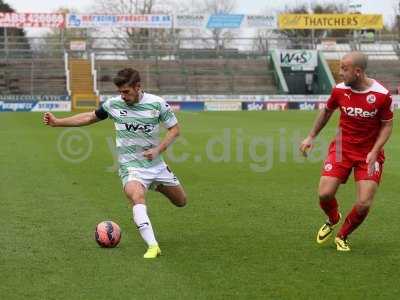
<box><xmin>319</xmin><ymin>193</ymin><xmax>335</xmax><ymax>202</ymax></box>
<box><xmin>126</xmin><ymin>192</ymin><xmax>145</xmax><ymax>205</ymax></box>
<box><xmin>355</xmin><ymin>202</ymin><xmax>371</xmax><ymax>214</ymax></box>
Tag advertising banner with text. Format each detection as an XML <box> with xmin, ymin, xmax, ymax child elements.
<box><xmin>279</xmin><ymin>14</ymin><xmax>383</xmax><ymax>30</ymax></box>
<box><xmin>174</xmin><ymin>14</ymin><xmax>277</xmax><ymax>29</ymax></box>
<box><xmin>0</xmin><ymin>101</ymin><xmax>70</xmax><ymax>112</ymax></box>
<box><xmin>277</xmin><ymin>49</ymin><xmax>318</xmax><ymax>71</ymax></box>
<box><xmin>0</xmin><ymin>13</ymin><xmax>65</xmax><ymax>28</ymax></box>
<box><xmin>67</xmin><ymin>14</ymin><xmax>172</xmax><ymax>28</ymax></box>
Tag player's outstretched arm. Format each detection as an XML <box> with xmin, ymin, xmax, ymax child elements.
<box><xmin>299</xmin><ymin>107</ymin><xmax>334</xmax><ymax>157</ymax></box>
<box><xmin>43</xmin><ymin>111</ymin><xmax>101</xmax><ymax>127</ymax></box>
<box><xmin>143</xmin><ymin>124</ymin><xmax>180</xmax><ymax>160</ymax></box>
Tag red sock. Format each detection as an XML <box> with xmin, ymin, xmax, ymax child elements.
<box><xmin>338</xmin><ymin>206</ymin><xmax>369</xmax><ymax>239</ymax></box>
<box><xmin>319</xmin><ymin>198</ymin><xmax>340</xmax><ymax>225</ymax></box>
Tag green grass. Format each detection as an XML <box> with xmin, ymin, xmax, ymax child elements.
<box><xmin>0</xmin><ymin>111</ymin><xmax>399</xmax><ymax>299</ymax></box>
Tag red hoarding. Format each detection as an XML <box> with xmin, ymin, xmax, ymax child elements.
<box><xmin>0</xmin><ymin>13</ymin><xmax>65</xmax><ymax>28</ymax></box>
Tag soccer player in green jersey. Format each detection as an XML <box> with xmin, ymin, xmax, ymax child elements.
<box><xmin>43</xmin><ymin>68</ymin><xmax>187</xmax><ymax>258</ymax></box>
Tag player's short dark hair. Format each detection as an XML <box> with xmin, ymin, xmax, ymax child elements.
<box><xmin>113</xmin><ymin>68</ymin><xmax>141</xmax><ymax>87</ymax></box>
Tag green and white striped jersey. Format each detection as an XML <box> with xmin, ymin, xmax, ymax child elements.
<box><xmin>100</xmin><ymin>92</ymin><xmax>178</xmax><ymax>170</ymax></box>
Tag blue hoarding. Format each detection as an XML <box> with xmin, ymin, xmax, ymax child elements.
<box><xmin>207</xmin><ymin>14</ymin><xmax>244</xmax><ymax>28</ymax></box>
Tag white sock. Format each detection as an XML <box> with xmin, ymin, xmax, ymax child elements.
<box><xmin>133</xmin><ymin>204</ymin><xmax>158</xmax><ymax>247</ymax></box>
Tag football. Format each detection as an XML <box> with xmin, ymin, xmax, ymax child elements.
<box><xmin>95</xmin><ymin>221</ymin><xmax>121</xmax><ymax>248</ymax></box>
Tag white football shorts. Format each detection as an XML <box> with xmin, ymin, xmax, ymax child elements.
<box><xmin>120</xmin><ymin>161</ymin><xmax>180</xmax><ymax>190</ymax></box>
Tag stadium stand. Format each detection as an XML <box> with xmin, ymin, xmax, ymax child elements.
<box><xmin>0</xmin><ymin>34</ymin><xmax>398</xmax><ymax>97</ymax></box>
<box><xmin>327</xmin><ymin>58</ymin><xmax>400</xmax><ymax>94</ymax></box>
<box><xmin>317</xmin><ymin>43</ymin><xmax>352</xmax><ymax>60</ymax></box>
<box><xmin>327</xmin><ymin>60</ymin><xmax>341</xmax><ymax>83</ymax></box>
<box><xmin>367</xmin><ymin>60</ymin><xmax>400</xmax><ymax>94</ymax></box>
<box><xmin>95</xmin><ymin>57</ymin><xmax>278</xmax><ymax>95</ymax></box>
<box><xmin>0</xmin><ymin>58</ymin><xmax>67</xmax><ymax>95</ymax></box>
<box><xmin>319</xmin><ymin>42</ymin><xmax>399</xmax><ymax>60</ymax></box>
<box><xmin>358</xmin><ymin>43</ymin><xmax>398</xmax><ymax>60</ymax></box>
<box><xmin>229</xmin><ymin>59</ymin><xmax>277</xmax><ymax>94</ymax></box>
<box><xmin>96</xmin><ymin>59</ymin><xmax>160</xmax><ymax>93</ymax></box>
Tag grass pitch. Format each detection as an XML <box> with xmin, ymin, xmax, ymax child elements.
<box><xmin>0</xmin><ymin>111</ymin><xmax>399</xmax><ymax>299</ymax></box>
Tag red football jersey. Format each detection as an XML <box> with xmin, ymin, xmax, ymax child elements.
<box><xmin>326</xmin><ymin>80</ymin><xmax>394</xmax><ymax>157</ymax></box>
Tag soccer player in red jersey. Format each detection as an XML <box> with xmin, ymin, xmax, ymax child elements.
<box><xmin>300</xmin><ymin>52</ymin><xmax>394</xmax><ymax>251</ymax></box>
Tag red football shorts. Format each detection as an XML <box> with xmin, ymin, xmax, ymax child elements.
<box><xmin>321</xmin><ymin>142</ymin><xmax>384</xmax><ymax>184</ymax></box>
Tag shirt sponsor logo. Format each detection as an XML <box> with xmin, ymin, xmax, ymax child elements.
<box><xmin>124</xmin><ymin>122</ymin><xmax>155</xmax><ymax>133</ymax></box>
<box><xmin>341</xmin><ymin>106</ymin><xmax>378</xmax><ymax>118</ymax></box>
